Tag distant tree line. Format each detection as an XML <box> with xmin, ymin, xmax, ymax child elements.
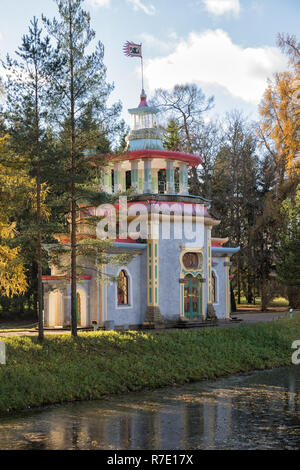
<box><xmin>155</xmin><ymin>34</ymin><xmax>299</xmax><ymax>310</ymax></box>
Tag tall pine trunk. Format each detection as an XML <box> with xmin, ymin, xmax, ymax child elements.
<box><xmin>35</xmin><ymin>68</ymin><xmax>44</xmax><ymax>341</ymax></box>
<box><xmin>69</xmin><ymin>1</ymin><xmax>77</xmax><ymax>337</ymax></box>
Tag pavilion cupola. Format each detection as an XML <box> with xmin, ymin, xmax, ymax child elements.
<box><xmin>100</xmin><ymin>89</ymin><xmax>202</xmax><ymax>196</ymax></box>
<box><xmin>127</xmin><ymin>89</ymin><xmax>163</xmax><ymax>151</ymax></box>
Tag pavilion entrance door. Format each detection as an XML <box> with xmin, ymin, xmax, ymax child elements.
<box><xmin>184</xmin><ymin>275</ymin><xmax>202</xmax><ymax>320</ymax></box>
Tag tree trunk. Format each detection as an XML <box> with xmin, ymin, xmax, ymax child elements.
<box><xmin>35</xmin><ymin>67</ymin><xmax>44</xmax><ymax>342</ymax></box>
<box><xmin>287</xmin><ymin>286</ymin><xmax>300</xmax><ymax>309</ymax></box>
<box><xmin>261</xmin><ymin>278</ymin><xmax>268</xmax><ymax>312</ymax></box>
<box><xmin>237</xmin><ymin>254</ymin><xmax>241</xmax><ymax>304</ymax></box>
<box><xmin>69</xmin><ymin>1</ymin><xmax>77</xmax><ymax>337</ymax></box>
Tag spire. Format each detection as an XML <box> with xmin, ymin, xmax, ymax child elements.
<box><xmin>138</xmin><ymin>89</ymin><xmax>148</xmax><ymax>108</ymax></box>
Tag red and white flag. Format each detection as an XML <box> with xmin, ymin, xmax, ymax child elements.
<box><xmin>123</xmin><ymin>41</ymin><xmax>142</xmax><ymax>58</ymax></box>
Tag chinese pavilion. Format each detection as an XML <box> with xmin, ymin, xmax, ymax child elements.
<box><xmin>43</xmin><ymin>89</ymin><xmax>240</xmax><ymax>329</ymax></box>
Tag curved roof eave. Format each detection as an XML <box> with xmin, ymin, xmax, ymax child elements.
<box><xmin>121</xmin><ymin>149</ymin><xmax>202</xmax><ymax>166</ymax></box>
<box><xmin>212</xmin><ymin>246</ymin><xmax>241</xmax><ymax>256</ymax></box>
<box><xmin>128</xmin><ymin>106</ymin><xmax>160</xmax><ymax>115</ymax></box>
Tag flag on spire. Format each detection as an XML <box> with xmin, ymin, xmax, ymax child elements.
<box><xmin>123</xmin><ymin>41</ymin><xmax>142</xmax><ymax>58</ymax></box>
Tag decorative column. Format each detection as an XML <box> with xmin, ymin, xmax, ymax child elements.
<box><xmin>114</xmin><ymin>162</ymin><xmax>122</xmax><ymax>193</ymax></box>
<box><xmin>206</xmin><ymin>227</ymin><xmax>212</xmax><ymax>305</ymax></box>
<box><xmin>138</xmin><ymin>167</ymin><xmax>143</xmax><ymax>193</ymax></box>
<box><xmin>206</xmin><ymin>226</ymin><xmax>217</xmax><ymax>320</ymax></box>
<box><xmin>224</xmin><ymin>257</ymin><xmax>231</xmax><ymax>319</ymax></box>
<box><xmin>179</xmin><ymin>162</ymin><xmax>188</xmax><ymax>194</ymax></box>
<box><xmin>131</xmin><ymin>160</ymin><xmax>139</xmax><ymax>192</ymax></box>
<box><xmin>143</xmin><ymin>159</ymin><xmax>152</xmax><ymax>193</ymax></box>
<box><xmin>144</xmin><ymin>215</ymin><xmax>162</xmax><ymax>325</ymax></box>
<box><xmin>152</xmin><ymin>168</ymin><xmax>159</xmax><ymax>193</ymax></box>
<box><xmin>166</xmin><ymin>160</ymin><xmax>175</xmax><ymax>193</ymax></box>
<box><xmin>103</xmin><ymin>167</ymin><xmax>112</xmax><ymax>193</ymax></box>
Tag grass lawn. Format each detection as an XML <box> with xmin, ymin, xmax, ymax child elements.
<box><xmin>237</xmin><ymin>296</ymin><xmax>289</xmax><ymax>309</ymax></box>
<box><xmin>0</xmin><ymin>316</ymin><xmax>299</xmax><ymax>414</ymax></box>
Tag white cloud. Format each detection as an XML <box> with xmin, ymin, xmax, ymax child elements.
<box><xmin>140</xmin><ymin>33</ymin><xmax>175</xmax><ymax>53</ymax></box>
<box><xmin>144</xmin><ymin>29</ymin><xmax>288</xmax><ymax>104</ymax></box>
<box><xmin>127</xmin><ymin>0</ymin><xmax>156</xmax><ymax>15</ymax></box>
<box><xmin>87</xmin><ymin>0</ymin><xmax>111</xmax><ymax>8</ymax></box>
<box><xmin>202</xmin><ymin>0</ymin><xmax>240</xmax><ymax>16</ymax></box>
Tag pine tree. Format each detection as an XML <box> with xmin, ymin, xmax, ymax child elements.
<box><xmin>43</xmin><ymin>0</ymin><xmax>124</xmax><ymax>336</ymax></box>
<box><xmin>163</xmin><ymin>119</ymin><xmax>181</xmax><ymax>151</ymax></box>
<box><xmin>2</xmin><ymin>17</ymin><xmax>53</xmax><ymax>340</ymax></box>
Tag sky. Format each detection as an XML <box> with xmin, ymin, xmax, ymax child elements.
<box><xmin>0</xmin><ymin>0</ymin><xmax>299</xmax><ymax>124</ymax></box>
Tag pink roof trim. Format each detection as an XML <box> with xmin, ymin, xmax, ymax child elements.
<box><xmin>121</xmin><ymin>149</ymin><xmax>202</xmax><ymax>166</ymax></box>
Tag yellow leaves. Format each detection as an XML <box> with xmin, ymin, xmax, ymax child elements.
<box><xmin>0</xmin><ymin>222</ymin><xmax>27</xmax><ymax>297</ymax></box>
<box><xmin>0</xmin><ymin>221</ymin><xmax>16</xmax><ymax>240</ymax></box>
<box><xmin>258</xmin><ymin>70</ymin><xmax>300</xmax><ymax>179</ymax></box>
<box><xmin>29</xmin><ymin>183</ymin><xmax>51</xmax><ymax>220</ymax></box>
<box><xmin>0</xmin><ymin>135</ymin><xmax>28</xmax><ymax>297</ymax></box>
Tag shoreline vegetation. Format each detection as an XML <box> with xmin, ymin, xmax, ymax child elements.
<box><xmin>0</xmin><ymin>317</ymin><xmax>300</xmax><ymax>415</ymax></box>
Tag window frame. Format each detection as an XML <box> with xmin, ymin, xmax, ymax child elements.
<box><xmin>116</xmin><ymin>268</ymin><xmax>133</xmax><ymax>309</ymax></box>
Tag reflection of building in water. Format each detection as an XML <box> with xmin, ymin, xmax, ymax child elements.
<box><xmin>158</xmin><ymin>406</ymin><xmax>185</xmax><ymax>449</ymax></box>
<box><xmin>45</xmin><ymin>395</ymin><xmax>235</xmax><ymax>449</ymax></box>
<box><xmin>215</xmin><ymin>395</ymin><xmax>232</xmax><ymax>445</ymax></box>
<box><xmin>182</xmin><ymin>402</ymin><xmax>205</xmax><ymax>448</ymax></box>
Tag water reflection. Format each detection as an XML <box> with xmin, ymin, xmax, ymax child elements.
<box><xmin>0</xmin><ymin>367</ymin><xmax>299</xmax><ymax>450</ymax></box>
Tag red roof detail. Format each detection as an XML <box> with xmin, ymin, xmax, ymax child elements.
<box><xmin>42</xmin><ymin>275</ymin><xmax>92</xmax><ymax>281</ymax></box>
<box><xmin>138</xmin><ymin>96</ymin><xmax>148</xmax><ymax>108</ymax></box>
<box><xmin>121</xmin><ymin>149</ymin><xmax>202</xmax><ymax>166</ymax></box>
<box><xmin>115</xmin><ymin>238</ymin><xmax>138</xmax><ymax>243</ymax></box>
<box><xmin>212</xmin><ymin>243</ymin><xmax>222</xmax><ymax>247</ymax></box>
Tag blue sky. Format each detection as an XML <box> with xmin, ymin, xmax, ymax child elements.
<box><xmin>0</xmin><ymin>0</ymin><xmax>299</xmax><ymax>123</ymax></box>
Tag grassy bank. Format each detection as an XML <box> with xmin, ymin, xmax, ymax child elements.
<box><xmin>0</xmin><ymin>317</ymin><xmax>300</xmax><ymax>414</ymax></box>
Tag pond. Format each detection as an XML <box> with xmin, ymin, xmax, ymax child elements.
<box><xmin>0</xmin><ymin>366</ymin><xmax>299</xmax><ymax>450</ymax></box>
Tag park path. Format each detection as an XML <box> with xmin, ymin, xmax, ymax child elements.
<box><xmin>0</xmin><ymin>311</ymin><xmax>292</xmax><ymax>337</ymax></box>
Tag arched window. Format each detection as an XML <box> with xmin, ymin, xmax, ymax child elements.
<box><xmin>182</xmin><ymin>252</ymin><xmax>200</xmax><ymax>269</ymax></box>
<box><xmin>118</xmin><ymin>270</ymin><xmax>129</xmax><ymax>305</ymax></box>
<box><xmin>212</xmin><ymin>271</ymin><xmax>217</xmax><ymax>303</ymax></box>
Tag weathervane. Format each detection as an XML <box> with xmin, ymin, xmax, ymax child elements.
<box><xmin>123</xmin><ymin>41</ymin><xmax>144</xmax><ymax>90</ymax></box>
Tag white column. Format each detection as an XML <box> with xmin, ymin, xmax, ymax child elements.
<box><xmin>143</xmin><ymin>159</ymin><xmax>152</xmax><ymax>193</ymax></box>
<box><xmin>103</xmin><ymin>167</ymin><xmax>112</xmax><ymax>193</ymax></box>
<box><xmin>179</xmin><ymin>162</ymin><xmax>188</xmax><ymax>194</ymax></box>
<box><xmin>166</xmin><ymin>160</ymin><xmax>175</xmax><ymax>194</ymax></box>
<box><xmin>121</xmin><ymin>169</ymin><xmax>126</xmax><ymax>192</ymax></box>
<box><xmin>152</xmin><ymin>168</ymin><xmax>159</xmax><ymax>193</ymax></box>
<box><xmin>138</xmin><ymin>167</ymin><xmax>143</xmax><ymax>193</ymax></box>
<box><xmin>131</xmin><ymin>160</ymin><xmax>139</xmax><ymax>192</ymax></box>
<box><xmin>114</xmin><ymin>162</ymin><xmax>122</xmax><ymax>193</ymax></box>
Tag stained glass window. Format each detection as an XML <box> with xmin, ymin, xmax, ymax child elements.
<box><xmin>118</xmin><ymin>270</ymin><xmax>129</xmax><ymax>305</ymax></box>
